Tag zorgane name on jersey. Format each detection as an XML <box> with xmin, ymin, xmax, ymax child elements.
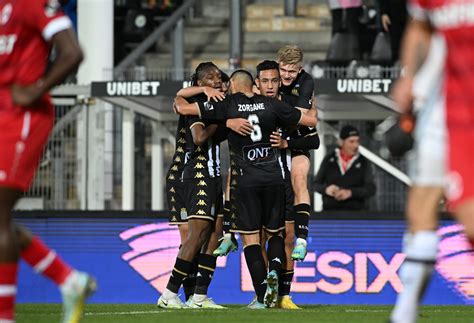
<box><xmin>198</xmin><ymin>93</ymin><xmax>302</xmax><ymax>187</ymax></box>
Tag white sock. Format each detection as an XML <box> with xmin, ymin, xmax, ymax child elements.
<box><xmin>193</xmin><ymin>294</ymin><xmax>207</xmax><ymax>303</ymax></box>
<box><xmin>59</xmin><ymin>270</ymin><xmax>81</xmax><ymax>295</ymax></box>
<box><xmin>162</xmin><ymin>288</ymin><xmax>177</xmax><ymax>300</ymax></box>
<box><xmin>391</xmin><ymin>231</ymin><xmax>438</xmax><ymax>323</ymax></box>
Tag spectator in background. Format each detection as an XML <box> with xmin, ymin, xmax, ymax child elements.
<box><xmin>314</xmin><ymin>125</ymin><xmax>376</xmax><ymax>211</ymax></box>
<box><xmin>328</xmin><ymin>0</ymin><xmax>363</xmax><ymax>36</ymax></box>
<box><xmin>378</xmin><ymin>0</ymin><xmax>407</xmax><ymax>63</ymax></box>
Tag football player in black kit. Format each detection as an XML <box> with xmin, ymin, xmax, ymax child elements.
<box><xmin>255</xmin><ymin>60</ymin><xmax>320</xmax><ymax>309</ymax></box>
<box><xmin>159</xmin><ymin>62</ymin><xmax>227</xmax><ymax>309</ymax></box>
<box><xmin>277</xmin><ymin>45</ymin><xmax>317</xmax><ymax>261</ymax></box>
<box><xmin>174</xmin><ymin>70</ymin><xmax>317</xmax><ymax>308</ymax></box>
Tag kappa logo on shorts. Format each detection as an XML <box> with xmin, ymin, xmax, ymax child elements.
<box><xmin>197</xmin><ymin>180</ymin><xmax>207</xmax><ymax>186</ymax></box>
<box><xmin>195</xmin><ymin>172</ymin><xmax>204</xmax><ymax>179</ymax></box>
<box><xmin>197</xmin><ymin>190</ymin><xmax>207</xmax><ymax>196</ymax></box>
<box><xmin>197</xmin><ymin>200</ymin><xmax>207</xmax><ymax>206</ymax></box>
<box><xmin>194</xmin><ymin>163</ymin><xmax>205</xmax><ymax>169</ymax></box>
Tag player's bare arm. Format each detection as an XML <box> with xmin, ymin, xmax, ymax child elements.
<box><xmin>12</xmin><ymin>28</ymin><xmax>83</xmax><ymax>107</ymax></box>
<box><xmin>297</xmin><ymin>111</ymin><xmax>317</xmax><ymax>128</ymax></box>
<box><xmin>391</xmin><ymin>19</ymin><xmax>432</xmax><ymax>114</ymax></box>
<box><xmin>174</xmin><ymin>96</ymin><xmax>200</xmax><ymax>116</ymax></box>
<box><xmin>190</xmin><ymin>123</ymin><xmax>218</xmax><ymax>146</ymax></box>
<box><xmin>177</xmin><ymin>86</ymin><xmax>225</xmax><ymax>102</ymax></box>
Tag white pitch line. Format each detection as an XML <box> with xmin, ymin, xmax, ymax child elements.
<box><xmin>82</xmin><ymin>308</ymin><xmax>470</xmax><ymax>316</ymax></box>
<box><xmin>85</xmin><ymin>310</ymin><xmax>166</xmax><ymax>316</ymax></box>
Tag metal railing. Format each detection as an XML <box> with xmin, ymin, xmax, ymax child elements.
<box><xmin>308</xmin><ymin>63</ymin><xmax>402</xmax><ymax>80</ymax></box>
<box><xmin>26</xmin><ymin>104</ymin><xmax>83</xmax><ymax>209</ymax></box>
<box><xmin>114</xmin><ymin>0</ymin><xmax>197</xmax><ymax>80</ymax></box>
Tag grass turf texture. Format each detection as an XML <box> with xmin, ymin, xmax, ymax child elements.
<box><xmin>16</xmin><ymin>304</ymin><xmax>474</xmax><ymax>323</ymax></box>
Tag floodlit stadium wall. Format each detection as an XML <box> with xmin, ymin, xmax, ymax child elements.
<box><xmin>14</xmin><ymin>213</ymin><xmax>472</xmax><ymax>305</ymax></box>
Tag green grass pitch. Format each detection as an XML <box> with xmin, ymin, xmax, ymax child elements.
<box><xmin>16</xmin><ymin>304</ymin><xmax>474</xmax><ymax>323</ymax></box>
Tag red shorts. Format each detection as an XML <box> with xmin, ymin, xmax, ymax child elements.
<box><xmin>0</xmin><ymin>104</ymin><xmax>54</xmax><ymax>192</ymax></box>
<box><xmin>446</xmin><ymin>127</ymin><xmax>474</xmax><ymax>208</ymax></box>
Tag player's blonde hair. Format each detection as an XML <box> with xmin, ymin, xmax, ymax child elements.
<box><xmin>277</xmin><ymin>45</ymin><xmax>303</xmax><ymax>65</ymax></box>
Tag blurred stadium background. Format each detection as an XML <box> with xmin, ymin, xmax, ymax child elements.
<box><xmin>14</xmin><ymin>0</ymin><xmax>473</xmax><ymax>319</ymax></box>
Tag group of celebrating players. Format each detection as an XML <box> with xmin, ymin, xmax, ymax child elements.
<box><xmin>157</xmin><ymin>45</ymin><xmax>320</xmax><ymax>309</ymax></box>
<box><xmin>2</xmin><ymin>0</ymin><xmax>474</xmax><ymax>321</ymax></box>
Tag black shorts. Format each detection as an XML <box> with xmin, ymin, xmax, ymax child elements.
<box><xmin>230</xmin><ymin>185</ymin><xmax>285</xmax><ymax>234</ymax></box>
<box><xmin>166</xmin><ymin>180</ymin><xmax>188</xmax><ymax>225</ymax></box>
<box><xmin>291</xmin><ymin>149</ymin><xmax>311</xmax><ymax>160</ymax></box>
<box><xmin>284</xmin><ymin>175</ymin><xmax>295</xmax><ymax>222</ymax></box>
<box><xmin>184</xmin><ymin>177</ymin><xmax>218</xmax><ymax>222</ymax></box>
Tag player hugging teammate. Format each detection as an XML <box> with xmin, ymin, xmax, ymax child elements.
<box><xmin>159</xmin><ymin>44</ymin><xmax>320</xmax><ymax>309</ymax></box>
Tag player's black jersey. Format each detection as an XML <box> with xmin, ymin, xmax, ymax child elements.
<box><xmin>281</xmin><ymin>81</ymin><xmax>317</xmax><ymax>142</ymax></box>
<box><xmin>166</xmin><ymin>115</ymin><xmax>187</xmax><ymax>182</ymax></box>
<box><xmin>198</xmin><ymin>93</ymin><xmax>302</xmax><ymax>187</ymax></box>
<box><xmin>280</xmin><ymin>70</ymin><xmax>314</xmax><ymax>109</ymax></box>
<box><xmin>277</xmin><ymin>93</ymin><xmax>299</xmax><ymax>174</ymax></box>
<box><xmin>182</xmin><ymin>94</ymin><xmax>221</xmax><ymax>180</ymax></box>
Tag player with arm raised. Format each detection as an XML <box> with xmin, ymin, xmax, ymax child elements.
<box><xmin>158</xmin><ymin>62</ymin><xmax>227</xmax><ymax>309</ymax></box>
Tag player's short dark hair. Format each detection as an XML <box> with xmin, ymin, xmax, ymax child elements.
<box><xmin>256</xmin><ymin>60</ymin><xmax>279</xmax><ymax>79</ymax></box>
<box><xmin>230</xmin><ymin>69</ymin><xmax>254</xmax><ymax>85</ymax></box>
<box><xmin>191</xmin><ymin>62</ymin><xmax>219</xmax><ymax>86</ymax></box>
<box><xmin>221</xmin><ymin>71</ymin><xmax>230</xmax><ymax>83</ymax></box>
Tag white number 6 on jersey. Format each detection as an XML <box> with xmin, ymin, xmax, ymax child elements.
<box><xmin>248</xmin><ymin>114</ymin><xmax>262</xmax><ymax>142</ymax></box>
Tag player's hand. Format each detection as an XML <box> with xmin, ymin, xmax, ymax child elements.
<box><xmin>11</xmin><ymin>83</ymin><xmax>43</xmax><ymax>107</ymax></box>
<box><xmin>325</xmin><ymin>184</ymin><xmax>339</xmax><ymax>197</ymax></box>
<box><xmin>335</xmin><ymin>189</ymin><xmax>352</xmax><ymax>201</ymax></box>
<box><xmin>381</xmin><ymin>14</ymin><xmax>391</xmax><ymax>32</ymax></box>
<box><xmin>204</xmin><ymin>86</ymin><xmax>225</xmax><ymax>102</ymax></box>
<box><xmin>252</xmin><ymin>84</ymin><xmax>260</xmax><ymax>95</ymax></box>
<box><xmin>226</xmin><ymin>118</ymin><xmax>253</xmax><ymax>136</ymax></box>
<box><xmin>390</xmin><ymin>77</ymin><xmax>414</xmax><ymax>114</ymax></box>
<box><xmin>270</xmin><ymin>131</ymin><xmax>288</xmax><ymax>149</ymax></box>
